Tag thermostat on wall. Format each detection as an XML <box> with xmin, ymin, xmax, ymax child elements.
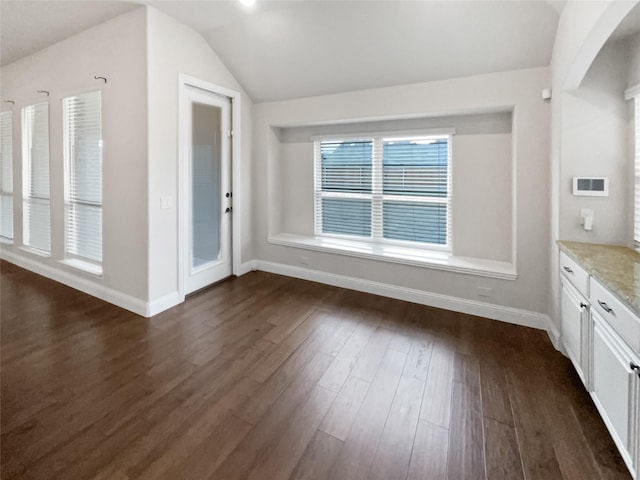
<box><xmin>572</xmin><ymin>177</ymin><xmax>609</xmax><ymax>196</ymax></box>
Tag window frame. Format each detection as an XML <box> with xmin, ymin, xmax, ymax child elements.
<box><xmin>313</xmin><ymin>131</ymin><xmax>453</xmax><ymax>253</ymax></box>
<box><xmin>0</xmin><ymin>110</ymin><xmax>14</xmax><ymax>242</ymax></box>
<box><xmin>625</xmin><ymin>86</ymin><xmax>640</xmax><ymax>250</ymax></box>
<box><xmin>21</xmin><ymin>100</ymin><xmax>51</xmax><ymax>255</ymax></box>
<box><xmin>62</xmin><ymin>88</ymin><xmax>104</xmax><ymax>269</ymax></box>
<box><xmin>635</xmin><ymin>96</ymin><xmax>640</xmax><ymax>250</ymax></box>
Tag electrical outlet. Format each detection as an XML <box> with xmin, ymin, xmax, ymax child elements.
<box><xmin>580</xmin><ymin>208</ymin><xmax>594</xmax><ymax>231</ymax></box>
<box><xmin>580</xmin><ymin>208</ymin><xmax>593</xmax><ymax>225</ymax></box>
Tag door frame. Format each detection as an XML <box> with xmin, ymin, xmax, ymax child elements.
<box><xmin>177</xmin><ymin>74</ymin><xmax>242</xmax><ymax>302</ymax></box>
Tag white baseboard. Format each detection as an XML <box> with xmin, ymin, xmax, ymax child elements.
<box><xmin>147</xmin><ymin>291</ymin><xmax>181</xmax><ymax>317</ymax></box>
<box><xmin>546</xmin><ymin>318</ymin><xmax>564</xmax><ymax>353</ymax></box>
<box><xmin>146</xmin><ymin>261</ymin><xmax>257</xmax><ymax>316</ymax></box>
<box><xmin>2</xmin><ymin>250</ymin><xmax>561</xmax><ymax>342</ymax></box>
<box><xmin>236</xmin><ymin>261</ymin><xmax>257</xmax><ymax>277</ymax></box>
<box><xmin>2</xmin><ymin>249</ymin><xmax>148</xmax><ymax>317</ymax></box>
<box><xmin>255</xmin><ymin>260</ymin><xmax>555</xmax><ymax>334</ymax></box>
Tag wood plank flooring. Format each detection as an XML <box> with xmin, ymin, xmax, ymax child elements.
<box><xmin>0</xmin><ymin>260</ymin><xmax>632</xmax><ymax>480</ymax></box>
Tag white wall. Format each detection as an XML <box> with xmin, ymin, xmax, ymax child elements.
<box><xmin>253</xmin><ymin>67</ymin><xmax>550</xmax><ymax>314</ymax></box>
<box><xmin>274</xmin><ymin>113</ymin><xmax>513</xmax><ymax>262</ymax></box>
<box><xmin>146</xmin><ymin>7</ymin><xmax>254</xmax><ymax>304</ymax></box>
<box><xmin>451</xmin><ymin>132</ymin><xmax>512</xmax><ymax>261</ymax></box>
<box><xmin>629</xmin><ymin>32</ymin><xmax>640</xmax><ymax>88</ymax></box>
<box><xmin>549</xmin><ymin>0</ymin><xmax>639</xmax><ymax>331</ymax></box>
<box><xmin>0</xmin><ymin>8</ymin><xmax>149</xmax><ymax>303</ymax></box>
<box><xmin>559</xmin><ymin>39</ymin><xmax>631</xmax><ymax>245</ymax></box>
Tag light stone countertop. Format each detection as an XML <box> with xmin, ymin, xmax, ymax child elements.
<box><xmin>558</xmin><ymin>240</ymin><xmax>640</xmax><ymax>317</ymax></box>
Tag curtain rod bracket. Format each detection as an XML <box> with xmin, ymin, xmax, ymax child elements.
<box><xmin>37</xmin><ymin>90</ymin><xmax>49</xmax><ymax>96</ymax></box>
<box><xmin>4</xmin><ymin>100</ymin><xmax>15</xmax><ymax>105</ymax></box>
<box><xmin>94</xmin><ymin>76</ymin><xmax>107</xmax><ymax>84</ymax></box>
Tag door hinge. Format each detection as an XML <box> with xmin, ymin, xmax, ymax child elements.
<box><xmin>228</xmin><ymin>130</ymin><xmax>233</xmax><ymax>137</ymax></box>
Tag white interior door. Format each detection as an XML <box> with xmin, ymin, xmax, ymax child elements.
<box><xmin>184</xmin><ymin>86</ymin><xmax>232</xmax><ymax>294</ymax></box>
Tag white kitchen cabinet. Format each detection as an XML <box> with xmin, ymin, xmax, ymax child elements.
<box><xmin>558</xmin><ymin>245</ymin><xmax>640</xmax><ymax>479</ymax></box>
<box><xmin>633</xmin><ymin>365</ymin><xmax>640</xmax><ymax>477</ymax></box>
<box><xmin>560</xmin><ymin>278</ymin><xmax>589</xmax><ymax>385</ymax></box>
<box><xmin>591</xmin><ymin>310</ymin><xmax>640</xmax><ymax>477</ymax></box>
<box><xmin>560</xmin><ymin>251</ymin><xmax>589</xmax><ymax>298</ymax></box>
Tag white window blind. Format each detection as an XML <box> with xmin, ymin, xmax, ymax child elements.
<box><xmin>63</xmin><ymin>91</ymin><xmax>103</xmax><ymax>264</ymax></box>
<box><xmin>314</xmin><ymin>134</ymin><xmax>451</xmax><ymax>250</ymax></box>
<box><xmin>0</xmin><ymin>111</ymin><xmax>13</xmax><ymax>240</ymax></box>
<box><xmin>634</xmin><ymin>96</ymin><xmax>640</xmax><ymax>248</ymax></box>
<box><xmin>22</xmin><ymin>102</ymin><xmax>51</xmax><ymax>253</ymax></box>
<box><xmin>316</xmin><ymin>139</ymin><xmax>373</xmax><ymax>237</ymax></box>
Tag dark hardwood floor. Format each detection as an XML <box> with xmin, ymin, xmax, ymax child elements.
<box><xmin>0</xmin><ymin>260</ymin><xmax>631</xmax><ymax>480</ymax></box>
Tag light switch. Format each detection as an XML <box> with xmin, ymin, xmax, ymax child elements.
<box><xmin>160</xmin><ymin>196</ymin><xmax>173</xmax><ymax>209</ymax></box>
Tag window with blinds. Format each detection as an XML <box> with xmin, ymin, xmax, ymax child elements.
<box><xmin>63</xmin><ymin>91</ymin><xmax>103</xmax><ymax>264</ymax></box>
<box><xmin>634</xmin><ymin>96</ymin><xmax>640</xmax><ymax>249</ymax></box>
<box><xmin>22</xmin><ymin>102</ymin><xmax>51</xmax><ymax>253</ymax></box>
<box><xmin>314</xmin><ymin>134</ymin><xmax>451</xmax><ymax>250</ymax></box>
<box><xmin>0</xmin><ymin>111</ymin><xmax>13</xmax><ymax>240</ymax></box>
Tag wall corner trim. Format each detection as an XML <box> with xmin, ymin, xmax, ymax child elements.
<box><xmin>147</xmin><ymin>291</ymin><xmax>181</xmax><ymax>317</ymax></box>
<box><xmin>236</xmin><ymin>261</ymin><xmax>257</xmax><ymax>276</ymax></box>
<box><xmin>254</xmin><ymin>259</ymin><xmax>551</xmax><ymax>332</ymax></box>
<box><xmin>1</xmin><ymin>249</ymin><xmax>148</xmax><ymax>317</ymax></box>
<box><xmin>545</xmin><ymin>316</ymin><xmax>564</xmax><ymax>353</ymax></box>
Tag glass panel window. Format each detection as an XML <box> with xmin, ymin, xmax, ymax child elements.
<box><xmin>63</xmin><ymin>91</ymin><xmax>103</xmax><ymax>264</ymax></box>
<box><xmin>634</xmin><ymin>96</ymin><xmax>640</xmax><ymax>249</ymax></box>
<box><xmin>0</xmin><ymin>111</ymin><xmax>13</xmax><ymax>240</ymax></box>
<box><xmin>320</xmin><ymin>140</ymin><xmax>372</xmax><ymax>193</ymax></box>
<box><xmin>322</xmin><ymin>198</ymin><xmax>372</xmax><ymax>237</ymax></box>
<box><xmin>315</xmin><ymin>133</ymin><xmax>451</xmax><ymax>250</ymax></box>
<box><xmin>22</xmin><ymin>102</ymin><xmax>51</xmax><ymax>253</ymax></box>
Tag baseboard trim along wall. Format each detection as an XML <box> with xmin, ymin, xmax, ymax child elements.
<box><xmin>147</xmin><ymin>291</ymin><xmax>182</xmax><ymax>317</ymax></box>
<box><xmin>2</xmin><ymin>251</ymin><xmax>562</xmax><ymax>349</ymax></box>
<box><xmin>1</xmin><ymin>250</ymin><xmax>148</xmax><ymax>317</ymax></box>
<box><xmin>236</xmin><ymin>261</ymin><xmax>257</xmax><ymax>277</ymax></box>
<box><xmin>253</xmin><ymin>260</ymin><xmax>560</xmax><ymax>344</ymax></box>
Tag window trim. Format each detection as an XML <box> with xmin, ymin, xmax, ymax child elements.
<box><xmin>0</xmin><ymin>110</ymin><xmax>14</xmax><ymax>242</ymax></box>
<box><xmin>313</xmin><ymin>130</ymin><xmax>453</xmax><ymax>252</ymax></box>
<box><xmin>268</xmin><ymin>233</ymin><xmax>517</xmax><ymax>280</ymax></box>
<box><xmin>62</xmin><ymin>89</ymin><xmax>104</xmax><ymax>267</ymax></box>
<box><xmin>21</xmin><ymin>101</ymin><xmax>51</xmax><ymax>255</ymax></box>
<box><xmin>625</xmin><ymin>85</ymin><xmax>640</xmax><ymax>250</ymax></box>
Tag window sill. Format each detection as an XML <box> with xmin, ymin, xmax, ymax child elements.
<box><xmin>0</xmin><ymin>237</ymin><xmax>13</xmax><ymax>245</ymax></box>
<box><xmin>60</xmin><ymin>258</ymin><xmax>103</xmax><ymax>276</ymax></box>
<box><xmin>19</xmin><ymin>246</ymin><xmax>51</xmax><ymax>258</ymax></box>
<box><xmin>268</xmin><ymin>233</ymin><xmax>517</xmax><ymax>280</ymax></box>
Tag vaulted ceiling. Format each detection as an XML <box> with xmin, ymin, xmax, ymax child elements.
<box><xmin>0</xmin><ymin>1</ymin><xmax>137</xmax><ymax>66</ymax></box>
<box><xmin>1</xmin><ymin>0</ymin><xmax>563</xmax><ymax>103</ymax></box>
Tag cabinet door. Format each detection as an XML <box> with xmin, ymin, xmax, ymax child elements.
<box><xmin>633</xmin><ymin>369</ymin><xmax>640</xmax><ymax>476</ymax></box>
<box><xmin>561</xmin><ymin>280</ymin><xmax>586</xmax><ymax>383</ymax></box>
<box><xmin>631</xmin><ymin>370</ymin><xmax>640</xmax><ymax>478</ymax></box>
<box><xmin>592</xmin><ymin>316</ymin><xmax>635</xmax><ymax>472</ymax></box>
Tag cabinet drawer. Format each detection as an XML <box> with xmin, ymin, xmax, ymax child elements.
<box><xmin>560</xmin><ymin>251</ymin><xmax>589</xmax><ymax>298</ymax></box>
<box><xmin>590</xmin><ymin>277</ymin><xmax>640</xmax><ymax>354</ymax></box>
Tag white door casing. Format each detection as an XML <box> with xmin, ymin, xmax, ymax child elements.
<box><xmin>178</xmin><ymin>75</ymin><xmax>242</xmax><ymax>299</ymax></box>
